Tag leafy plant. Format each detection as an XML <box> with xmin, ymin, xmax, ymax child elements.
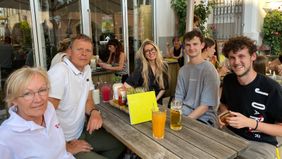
<box><xmin>170</xmin><ymin>0</ymin><xmax>187</xmax><ymax>35</ymax></box>
<box><xmin>19</xmin><ymin>21</ymin><xmax>32</xmax><ymax>48</ymax></box>
<box><xmin>262</xmin><ymin>10</ymin><xmax>282</xmax><ymax>55</ymax></box>
<box><xmin>170</xmin><ymin>0</ymin><xmax>214</xmax><ymax>35</ymax></box>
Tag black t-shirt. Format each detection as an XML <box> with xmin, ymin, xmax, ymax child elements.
<box><xmin>221</xmin><ymin>73</ymin><xmax>282</xmax><ymax>146</ymax></box>
<box><xmin>126</xmin><ymin>65</ymin><xmax>169</xmax><ymax>104</ymax></box>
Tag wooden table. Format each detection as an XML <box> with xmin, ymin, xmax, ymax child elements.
<box><xmin>97</xmin><ymin>103</ymin><xmax>249</xmax><ymax>159</ymax></box>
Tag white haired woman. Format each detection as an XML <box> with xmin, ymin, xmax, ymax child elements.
<box><xmin>0</xmin><ymin>67</ymin><xmax>74</xmax><ymax>159</ymax></box>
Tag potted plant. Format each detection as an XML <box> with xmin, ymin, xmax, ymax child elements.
<box><xmin>262</xmin><ymin>10</ymin><xmax>282</xmax><ymax>55</ymax></box>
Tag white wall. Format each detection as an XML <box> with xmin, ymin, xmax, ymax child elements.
<box><xmin>243</xmin><ymin>0</ymin><xmax>262</xmax><ymax>44</ymax></box>
<box><xmin>155</xmin><ymin>0</ymin><xmax>176</xmax><ymax>55</ymax></box>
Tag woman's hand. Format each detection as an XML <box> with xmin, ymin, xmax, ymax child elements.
<box><xmin>98</xmin><ymin>62</ymin><xmax>111</xmax><ymax>69</ymax></box>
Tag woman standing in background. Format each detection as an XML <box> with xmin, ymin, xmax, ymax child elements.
<box><xmin>166</xmin><ymin>36</ymin><xmax>184</xmax><ymax>67</ymax></box>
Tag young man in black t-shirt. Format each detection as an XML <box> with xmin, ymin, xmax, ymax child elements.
<box><xmin>219</xmin><ymin>36</ymin><xmax>282</xmax><ymax>158</ymax></box>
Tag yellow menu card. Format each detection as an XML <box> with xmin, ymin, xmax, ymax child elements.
<box><xmin>127</xmin><ymin>91</ymin><xmax>158</xmax><ymax>125</ymax></box>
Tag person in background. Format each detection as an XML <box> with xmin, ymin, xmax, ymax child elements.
<box><xmin>125</xmin><ymin>39</ymin><xmax>169</xmax><ymax>104</ymax></box>
<box><xmin>50</xmin><ymin>38</ymin><xmax>72</xmax><ymax>68</ymax></box>
<box><xmin>0</xmin><ymin>67</ymin><xmax>74</xmax><ymax>159</ymax></box>
<box><xmin>98</xmin><ymin>39</ymin><xmax>128</xmax><ymax>83</ymax></box>
<box><xmin>254</xmin><ymin>55</ymin><xmax>268</xmax><ymax>75</ymax></box>
<box><xmin>0</xmin><ymin>36</ymin><xmax>14</xmax><ymax>76</ymax></box>
<box><xmin>193</xmin><ymin>15</ymin><xmax>200</xmax><ymax>29</ymax></box>
<box><xmin>174</xmin><ymin>30</ymin><xmax>220</xmax><ymax>127</ymax></box>
<box><xmin>166</xmin><ymin>36</ymin><xmax>184</xmax><ymax>67</ymax></box>
<box><xmin>201</xmin><ymin>37</ymin><xmax>217</xmax><ymax>66</ymax></box>
<box><xmin>268</xmin><ymin>55</ymin><xmax>282</xmax><ymax>76</ymax></box>
<box><xmin>218</xmin><ymin>36</ymin><xmax>282</xmax><ymax>158</ymax></box>
<box><xmin>48</xmin><ymin>34</ymin><xmax>125</xmax><ymax>159</ymax></box>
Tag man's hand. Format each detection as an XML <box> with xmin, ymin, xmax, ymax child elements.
<box><xmin>87</xmin><ymin>110</ymin><xmax>103</xmax><ymax>134</ymax></box>
<box><xmin>218</xmin><ymin>111</ymin><xmax>229</xmax><ymax>128</ymax></box>
<box><xmin>66</xmin><ymin>139</ymin><xmax>93</xmax><ymax>155</ymax></box>
<box><xmin>225</xmin><ymin>111</ymin><xmax>254</xmax><ymax>129</ymax></box>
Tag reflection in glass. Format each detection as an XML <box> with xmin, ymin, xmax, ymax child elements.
<box><xmin>37</xmin><ymin>0</ymin><xmax>81</xmax><ymax>69</ymax></box>
<box><xmin>127</xmin><ymin>0</ymin><xmax>153</xmax><ymax>72</ymax></box>
<box><xmin>0</xmin><ymin>0</ymin><xmax>32</xmax><ymax>114</ymax></box>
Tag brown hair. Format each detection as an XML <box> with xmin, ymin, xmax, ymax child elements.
<box><xmin>183</xmin><ymin>29</ymin><xmax>204</xmax><ymax>43</ymax></box>
<box><xmin>222</xmin><ymin>36</ymin><xmax>257</xmax><ymax>58</ymax></box>
<box><xmin>254</xmin><ymin>55</ymin><xmax>268</xmax><ymax>75</ymax></box>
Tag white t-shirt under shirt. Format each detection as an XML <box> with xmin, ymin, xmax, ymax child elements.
<box><xmin>0</xmin><ymin>103</ymin><xmax>74</xmax><ymax>159</ymax></box>
<box><xmin>48</xmin><ymin>57</ymin><xmax>94</xmax><ymax>141</ymax></box>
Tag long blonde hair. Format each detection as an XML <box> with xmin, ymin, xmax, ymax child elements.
<box><xmin>136</xmin><ymin>39</ymin><xmax>168</xmax><ymax>90</ymax></box>
<box><xmin>4</xmin><ymin>67</ymin><xmax>49</xmax><ymax>107</ymax></box>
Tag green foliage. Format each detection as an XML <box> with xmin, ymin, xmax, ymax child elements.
<box><xmin>170</xmin><ymin>0</ymin><xmax>187</xmax><ymax>35</ymax></box>
<box><xmin>194</xmin><ymin>2</ymin><xmax>213</xmax><ymax>35</ymax></box>
<box><xmin>19</xmin><ymin>21</ymin><xmax>32</xmax><ymax>48</ymax></box>
<box><xmin>262</xmin><ymin>10</ymin><xmax>282</xmax><ymax>55</ymax></box>
<box><xmin>112</xmin><ymin>76</ymin><xmax>122</xmax><ymax>83</ymax></box>
<box><xmin>170</xmin><ymin>0</ymin><xmax>214</xmax><ymax>36</ymax></box>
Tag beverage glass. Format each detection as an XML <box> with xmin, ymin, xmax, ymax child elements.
<box><xmin>170</xmin><ymin>100</ymin><xmax>182</xmax><ymax>131</ymax></box>
<box><xmin>101</xmin><ymin>83</ymin><xmax>111</xmax><ymax>102</ymax></box>
<box><xmin>152</xmin><ymin>106</ymin><xmax>166</xmax><ymax>139</ymax></box>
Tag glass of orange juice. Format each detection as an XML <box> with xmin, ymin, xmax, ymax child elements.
<box><xmin>152</xmin><ymin>106</ymin><xmax>166</xmax><ymax>139</ymax></box>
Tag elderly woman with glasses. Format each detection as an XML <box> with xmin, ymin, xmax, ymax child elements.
<box><xmin>125</xmin><ymin>39</ymin><xmax>169</xmax><ymax>104</ymax></box>
<box><xmin>0</xmin><ymin>67</ymin><xmax>74</xmax><ymax>159</ymax></box>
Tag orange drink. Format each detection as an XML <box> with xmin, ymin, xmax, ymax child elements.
<box><xmin>152</xmin><ymin>107</ymin><xmax>166</xmax><ymax>139</ymax></box>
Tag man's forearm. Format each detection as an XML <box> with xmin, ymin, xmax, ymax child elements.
<box><xmin>187</xmin><ymin>105</ymin><xmax>209</xmax><ymax>119</ymax></box>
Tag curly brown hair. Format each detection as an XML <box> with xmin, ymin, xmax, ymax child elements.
<box><xmin>222</xmin><ymin>36</ymin><xmax>257</xmax><ymax>58</ymax></box>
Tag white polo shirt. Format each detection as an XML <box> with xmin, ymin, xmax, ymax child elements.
<box><xmin>48</xmin><ymin>58</ymin><xmax>94</xmax><ymax>141</ymax></box>
<box><xmin>0</xmin><ymin>103</ymin><xmax>74</xmax><ymax>159</ymax></box>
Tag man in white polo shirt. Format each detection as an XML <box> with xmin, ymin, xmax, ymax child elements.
<box><xmin>48</xmin><ymin>34</ymin><xmax>125</xmax><ymax>159</ymax></box>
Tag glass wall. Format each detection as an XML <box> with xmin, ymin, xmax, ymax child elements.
<box><xmin>90</xmin><ymin>0</ymin><xmax>123</xmax><ymax>63</ymax></box>
<box><xmin>0</xmin><ymin>0</ymin><xmax>155</xmax><ymax>112</ymax></box>
<box><xmin>34</xmin><ymin>0</ymin><xmax>81</xmax><ymax>69</ymax></box>
<box><xmin>127</xmin><ymin>0</ymin><xmax>153</xmax><ymax>72</ymax></box>
<box><xmin>0</xmin><ymin>0</ymin><xmax>32</xmax><ymax>111</ymax></box>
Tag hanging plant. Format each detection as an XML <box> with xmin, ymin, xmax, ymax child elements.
<box><xmin>170</xmin><ymin>0</ymin><xmax>186</xmax><ymax>35</ymax></box>
<box><xmin>170</xmin><ymin>0</ymin><xmax>214</xmax><ymax>35</ymax></box>
<box><xmin>262</xmin><ymin>10</ymin><xmax>282</xmax><ymax>55</ymax></box>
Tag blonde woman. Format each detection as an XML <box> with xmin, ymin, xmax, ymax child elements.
<box><xmin>0</xmin><ymin>67</ymin><xmax>74</xmax><ymax>159</ymax></box>
<box><xmin>125</xmin><ymin>39</ymin><xmax>169</xmax><ymax>104</ymax></box>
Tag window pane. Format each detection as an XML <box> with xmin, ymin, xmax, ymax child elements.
<box><xmin>0</xmin><ymin>0</ymin><xmax>32</xmax><ymax>110</ymax></box>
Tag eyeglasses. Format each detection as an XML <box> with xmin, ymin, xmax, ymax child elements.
<box><xmin>73</xmin><ymin>48</ymin><xmax>93</xmax><ymax>54</ymax></box>
<box><xmin>144</xmin><ymin>48</ymin><xmax>156</xmax><ymax>54</ymax></box>
<box><xmin>18</xmin><ymin>87</ymin><xmax>49</xmax><ymax>101</ymax></box>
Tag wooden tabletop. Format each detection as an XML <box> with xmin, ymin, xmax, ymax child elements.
<box><xmin>96</xmin><ymin>103</ymin><xmax>249</xmax><ymax>159</ymax></box>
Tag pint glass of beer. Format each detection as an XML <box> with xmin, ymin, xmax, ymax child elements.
<box><xmin>170</xmin><ymin>100</ymin><xmax>182</xmax><ymax>131</ymax></box>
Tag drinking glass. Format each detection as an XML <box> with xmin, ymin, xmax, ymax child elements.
<box><xmin>101</xmin><ymin>82</ymin><xmax>111</xmax><ymax>102</ymax></box>
<box><xmin>170</xmin><ymin>99</ymin><xmax>182</xmax><ymax>131</ymax></box>
<box><xmin>152</xmin><ymin>106</ymin><xmax>166</xmax><ymax>139</ymax></box>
